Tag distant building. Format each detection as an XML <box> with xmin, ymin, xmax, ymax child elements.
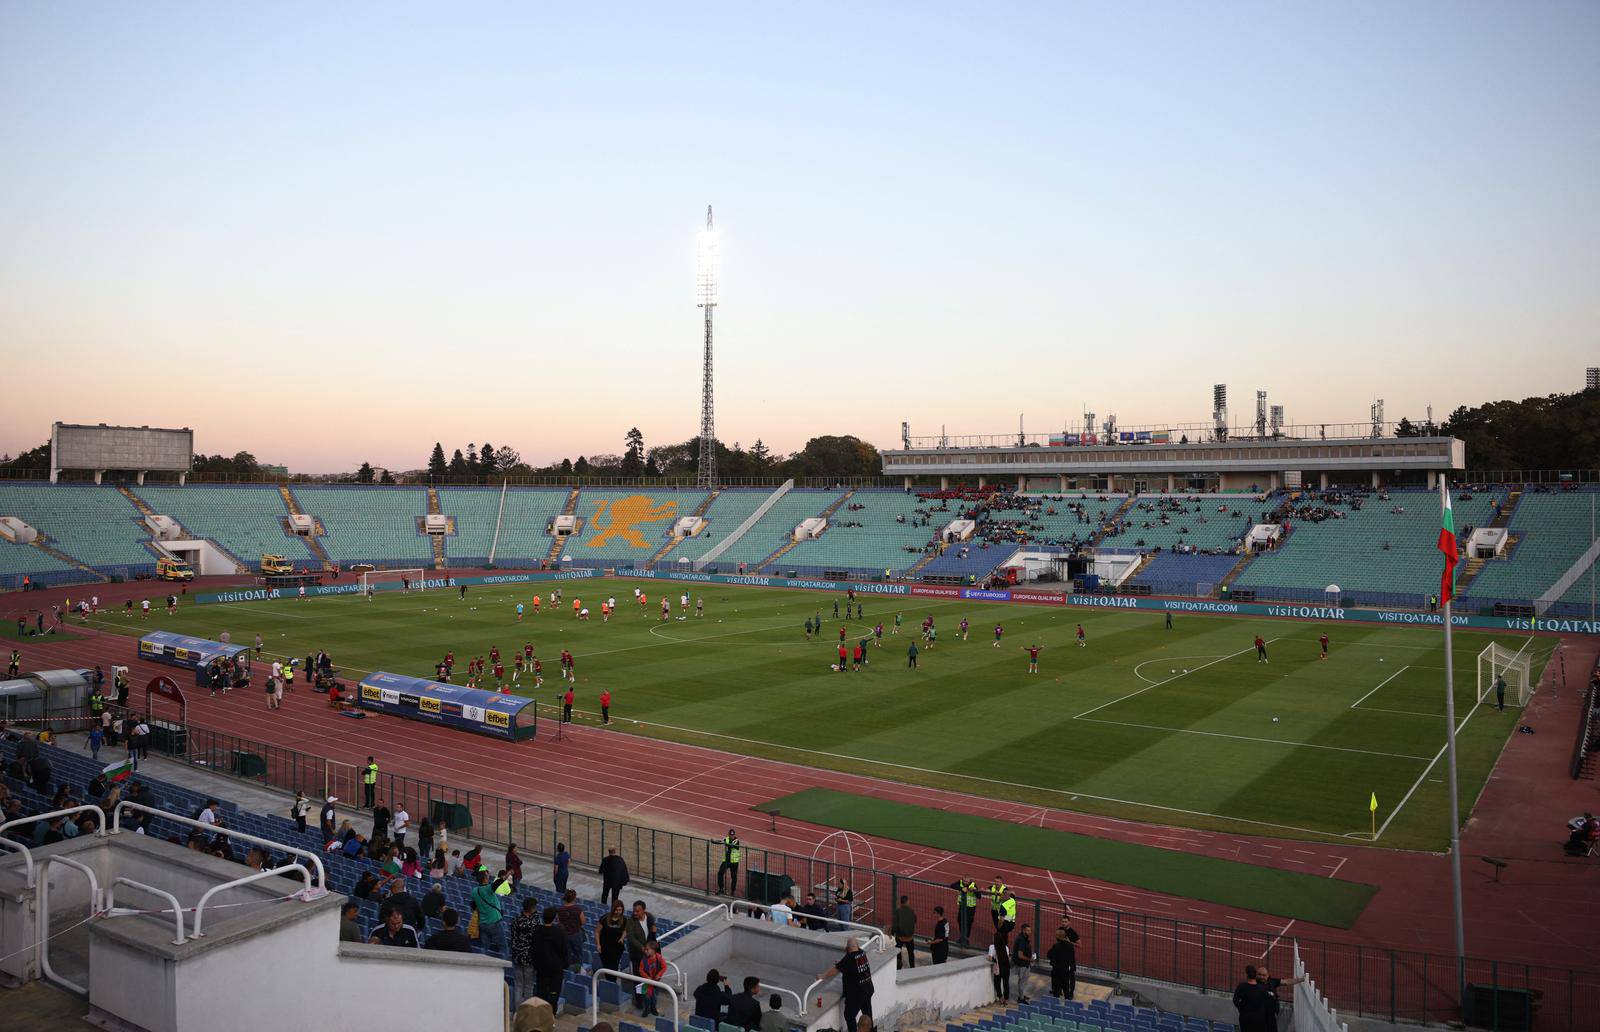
<box><xmin>1587</xmin><ymin>367</ymin><xmax>1599</xmax><ymax>391</ymax></box>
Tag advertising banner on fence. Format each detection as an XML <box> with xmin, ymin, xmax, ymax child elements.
<box><xmin>192</xmin><ymin>567</ymin><xmax>1597</xmax><ymax>634</ymax></box>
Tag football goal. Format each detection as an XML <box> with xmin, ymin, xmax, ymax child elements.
<box><xmin>1477</xmin><ymin>640</ymin><xmax>1533</xmax><ymax>707</ymax></box>
<box><xmin>359</xmin><ymin>568</ymin><xmax>429</xmax><ymax>594</ymax></box>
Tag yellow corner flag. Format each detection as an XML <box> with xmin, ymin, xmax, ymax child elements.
<box><xmin>1370</xmin><ymin>791</ymin><xmax>1378</xmax><ymax>812</ymax></box>
<box><xmin>1369</xmin><ymin>791</ymin><xmax>1378</xmax><ymax>839</ymax></box>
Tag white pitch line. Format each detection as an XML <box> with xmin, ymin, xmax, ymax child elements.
<box><xmin>1349</xmin><ymin>665</ymin><xmax>1411</xmax><ymax>709</ymax></box>
<box><xmin>1074</xmin><ymin>639</ymin><xmax>1276</xmax><ymax>719</ymax></box>
<box><xmin>1074</xmin><ymin>717</ymin><xmax>1433</xmax><ymax>760</ymax></box>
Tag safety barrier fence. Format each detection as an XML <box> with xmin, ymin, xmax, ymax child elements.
<box><xmin>68</xmin><ymin>709</ymin><xmax>1600</xmax><ymax>1031</ymax></box>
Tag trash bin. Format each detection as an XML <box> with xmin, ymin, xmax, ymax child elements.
<box><xmin>744</xmin><ymin>869</ymin><xmax>794</xmax><ymax>905</ymax></box>
<box><xmin>230</xmin><ymin>751</ymin><xmax>267</xmax><ymax>777</ymax></box>
<box><xmin>430</xmin><ymin>799</ymin><xmax>472</xmax><ymax>832</ymax></box>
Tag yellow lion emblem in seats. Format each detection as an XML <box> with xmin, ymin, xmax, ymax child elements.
<box><xmin>585</xmin><ymin>495</ymin><xmax>677</xmax><ymax>549</ymax></box>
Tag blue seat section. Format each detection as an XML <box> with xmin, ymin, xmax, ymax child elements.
<box><xmin>0</xmin><ymin>482</ymin><xmax>156</xmax><ymax>575</ymax></box>
<box><xmin>916</xmin><ymin>543</ymin><xmax>1015</xmax><ymax>580</ymax></box>
<box><xmin>1126</xmin><ymin>553</ymin><xmax>1240</xmax><ymax>595</ymax></box>
<box><xmin>557</xmin><ymin>489</ymin><xmax>709</xmax><ymax>568</ymax></box>
<box><xmin>294</xmin><ymin>486</ymin><xmax>434</xmax><ymax>565</ymax></box>
<box><xmin>0</xmin><ymin>736</ymin><xmax>690</xmax><ymax>970</ymax></box>
<box><xmin>664</xmin><ymin>489</ymin><xmax>774</xmax><ymax>565</ymax></box>
<box><xmin>133</xmin><ymin>485</ymin><xmax>312</xmax><ymax>569</ymax></box>
<box><xmin>700</xmin><ymin>489</ymin><xmax>846</xmax><ymax>571</ymax></box>
<box><xmin>873</xmin><ymin>991</ymin><xmax>1239</xmax><ymax>1032</ymax></box>
<box><xmin>438</xmin><ymin>487</ymin><xmax>570</xmax><ymax>565</ymax></box>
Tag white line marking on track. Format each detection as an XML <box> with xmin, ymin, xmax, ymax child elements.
<box><xmin>623</xmin><ymin>755</ymin><xmax>747</xmax><ymax>815</ymax></box>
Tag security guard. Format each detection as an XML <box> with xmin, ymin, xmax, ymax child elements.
<box><xmin>988</xmin><ymin>878</ymin><xmax>1009</xmax><ymax>928</ymax></box>
<box><xmin>999</xmin><ymin>889</ymin><xmax>1019</xmax><ymax>940</ymax></box>
<box><xmin>88</xmin><ymin>688</ymin><xmax>106</xmax><ymax>719</ymax></box>
<box><xmin>954</xmin><ymin>878</ymin><xmax>980</xmax><ymax>945</ymax></box>
<box><xmin>7</xmin><ymin>649</ymin><xmax>19</xmax><ymax>677</ymax></box>
<box><xmin>717</xmin><ymin>828</ymin><xmax>742</xmax><ymax>895</ymax></box>
<box><xmin>362</xmin><ymin>756</ymin><xmax>379</xmax><ymax>808</ymax></box>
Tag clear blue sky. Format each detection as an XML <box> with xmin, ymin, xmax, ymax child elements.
<box><xmin>2</xmin><ymin>1</ymin><xmax>1595</xmax><ymax>470</ymax></box>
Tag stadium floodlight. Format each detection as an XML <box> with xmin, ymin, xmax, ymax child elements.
<box><xmin>1371</xmin><ymin>399</ymin><xmax>1385</xmax><ymax>438</ymax></box>
<box><xmin>1270</xmin><ymin>404</ymin><xmax>1285</xmax><ymax>436</ymax></box>
<box><xmin>1212</xmin><ymin>384</ymin><xmax>1228</xmax><ymax>442</ymax></box>
<box><xmin>1255</xmin><ymin>390</ymin><xmax>1268</xmax><ymax>439</ymax></box>
<box><xmin>696</xmin><ymin>206</ymin><xmax>719</xmax><ymax>489</ymax></box>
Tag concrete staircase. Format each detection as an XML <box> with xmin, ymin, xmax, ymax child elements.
<box><xmin>277</xmin><ymin>484</ymin><xmax>331</xmax><ymax>568</ymax></box>
<box><xmin>117</xmin><ymin>483</ymin><xmax>157</xmax><ymax>519</ymax></box>
<box><xmin>1089</xmin><ymin>496</ymin><xmax>1138</xmax><ymax>547</ymax></box>
<box><xmin>757</xmin><ymin>488</ymin><xmax>856</xmax><ymax>572</ymax></box>
<box><xmin>30</xmin><ymin>538</ymin><xmax>108</xmax><ymax>582</ymax></box>
<box><xmin>1216</xmin><ymin>551</ymin><xmax>1257</xmax><ymax>593</ymax></box>
<box><xmin>906</xmin><ymin>548</ymin><xmax>941</xmax><ymax>578</ymax></box>
<box><xmin>1458</xmin><ymin>489</ymin><xmax>1521</xmax><ymax>590</ymax></box>
<box><xmin>427</xmin><ymin>487</ymin><xmax>447</xmax><ymax>570</ymax></box>
<box><xmin>648</xmin><ymin>490</ymin><xmax>720</xmax><ymax>568</ymax></box>
<box><xmin>546</xmin><ymin>488</ymin><xmax>582</xmax><ymax>564</ymax></box>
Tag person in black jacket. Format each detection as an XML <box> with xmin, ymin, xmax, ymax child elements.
<box><xmin>530</xmin><ymin>906</ymin><xmax>571</xmax><ymax>1009</ymax></box>
<box><xmin>598</xmin><ymin>847</ymin><xmax>630</xmax><ymax>906</ymax></box>
<box><xmin>693</xmin><ymin>969</ymin><xmax>733</xmax><ymax>1023</ymax></box>
<box><xmin>424</xmin><ymin>908</ymin><xmax>473</xmax><ymax>952</ymax></box>
<box><xmin>726</xmin><ymin>976</ymin><xmax>764</xmax><ymax>1031</ymax></box>
<box><xmin>1232</xmin><ymin>966</ymin><xmax>1273</xmax><ymax>1032</ymax></box>
<box><xmin>1048</xmin><ymin>922</ymin><xmax>1079</xmax><ymax>999</ymax></box>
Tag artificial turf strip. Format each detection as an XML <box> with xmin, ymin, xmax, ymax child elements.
<box><xmin>756</xmin><ymin>787</ymin><xmax>1378</xmax><ymax>929</ymax></box>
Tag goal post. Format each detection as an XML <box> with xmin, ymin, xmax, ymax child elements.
<box><xmin>359</xmin><ymin>568</ymin><xmax>429</xmax><ymax>594</ymax></box>
<box><xmin>1477</xmin><ymin>641</ymin><xmax>1533</xmax><ymax>707</ymax></box>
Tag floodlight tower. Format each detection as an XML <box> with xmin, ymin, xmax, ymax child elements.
<box><xmin>1255</xmin><ymin>391</ymin><xmax>1268</xmax><ymax>438</ymax></box>
<box><xmin>1270</xmin><ymin>405</ymin><xmax>1285</xmax><ymax>437</ymax></box>
<box><xmin>696</xmin><ymin>206</ymin><xmax>720</xmax><ymax>489</ymax></box>
<box><xmin>1371</xmin><ymin>399</ymin><xmax>1385</xmax><ymax>438</ymax></box>
<box><xmin>1212</xmin><ymin>384</ymin><xmax>1228</xmax><ymax>442</ymax></box>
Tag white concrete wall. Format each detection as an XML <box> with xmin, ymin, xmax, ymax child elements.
<box><xmin>0</xmin><ymin>516</ymin><xmax>38</xmax><ymax>544</ymax></box>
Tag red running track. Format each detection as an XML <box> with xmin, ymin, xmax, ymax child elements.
<box><xmin>5</xmin><ymin>580</ymin><xmax>1597</xmax><ymax>977</ymax></box>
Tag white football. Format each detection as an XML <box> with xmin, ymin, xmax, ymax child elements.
<box><xmin>1171</xmin><ymin>669</ymin><xmax>1176</xmax><ymax>674</ymax></box>
<box><xmin>1379</xmin><ymin>658</ymin><xmax>1385</xmax><ymax>663</ymax></box>
<box><xmin>1272</xmin><ymin>716</ymin><xmax>1280</xmax><ymax>723</ymax></box>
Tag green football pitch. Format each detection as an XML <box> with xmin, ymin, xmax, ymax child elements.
<box><xmin>91</xmin><ymin>578</ymin><xmax>1551</xmax><ymax>851</ymax></box>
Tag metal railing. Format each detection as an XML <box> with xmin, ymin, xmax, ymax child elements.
<box><xmin>114</xmin><ymin>710</ymin><xmax>1600</xmax><ymax>1031</ymax></box>
<box><xmin>589</xmin><ymin>968</ymin><xmax>679</xmax><ymax>1028</ymax></box>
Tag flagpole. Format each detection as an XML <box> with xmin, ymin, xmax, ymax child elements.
<box><xmin>1438</xmin><ymin>476</ymin><xmax>1467</xmax><ymax>1011</ymax></box>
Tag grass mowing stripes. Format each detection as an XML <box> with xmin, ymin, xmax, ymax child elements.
<box><xmin>756</xmin><ymin>787</ymin><xmax>1378</xmax><ymax>928</ymax></box>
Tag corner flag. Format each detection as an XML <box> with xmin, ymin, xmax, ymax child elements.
<box><xmin>1369</xmin><ymin>791</ymin><xmax>1378</xmax><ymax>813</ymax></box>
<box><xmin>1438</xmin><ymin>490</ymin><xmax>1458</xmax><ymax>602</ymax></box>
<box><xmin>1370</xmin><ymin>791</ymin><xmax>1378</xmax><ymax>838</ymax></box>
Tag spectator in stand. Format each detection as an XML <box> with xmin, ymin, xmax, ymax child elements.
<box><xmin>625</xmin><ymin>900</ymin><xmax>656</xmax><ymax>972</ymax></box>
<box><xmin>416</xmin><ymin>815</ymin><xmax>434</xmax><ymax>859</ymax></box>
<box><xmin>506</xmin><ymin>842</ymin><xmax>524</xmax><ymax>885</ymax></box>
<box><xmin>1232</xmin><ymin>966</ymin><xmax>1273</xmax><ymax>1032</ymax></box>
<box><xmin>556</xmin><ymin>889</ymin><xmax>586</xmax><ymax>970</ymax></box>
<box><xmin>726</xmin><ymin>976</ymin><xmax>763</xmax><ymax>1031</ymax></box>
<box><xmin>552</xmin><ymin>841</ymin><xmax>571</xmax><ymax>894</ymax></box>
<box><xmin>511</xmin><ymin>898</ymin><xmax>543</xmax><ymax>1005</ymax></box>
<box><xmin>930</xmin><ymin>906</ymin><xmax>949</xmax><ymax>964</ymax></box>
<box><xmin>1049</xmin><ymin>921</ymin><xmax>1080</xmax><ymax>999</ymax></box>
<box><xmin>635</xmin><ymin>940</ymin><xmax>668</xmax><ymax>1017</ymax></box>
<box><xmin>694</xmin><ymin>970</ymin><xmax>732</xmax><ymax>1023</ymax></box>
<box><xmin>319</xmin><ymin>796</ymin><xmax>337</xmax><ymax>843</ymax></box>
<box><xmin>368</xmin><ymin>906</ymin><xmax>418</xmax><ymax>948</ymax></box>
<box><xmin>760</xmin><ymin>995</ymin><xmax>788</xmax><ymax>1032</ymax></box>
<box><xmin>531</xmin><ymin>906</ymin><xmax>571</xmax><ymax>1010</ymax></box>
<box><xmin>339</xmin><ymin>900</ymin><xmax>363</xmax><ymax>942</ymax></box>
<box><xmin>429</xmin><ymin>848</ymin><xmax>448</xmax><ymax>880</ymax></box>
<box><xmin>425</xmin><ymin>908</ymin><xmax>474</xmax><ymax>953</ymax></box>
<box><xmin>472</xmin><ymin>869</ymin><xmax>508</xmax><ymax>957</ymax></box>
<box><xmin>599</xmin><ymin>846</ymin><xmax>629</xmax><ymax>907</ymax></box>
<box><xmin>800</xmin><ymin>892</ymin><xmax>829</xmax><ymax>929</ymax></box>
<box><xmin>371</xmin><ymin>798</ymin><xmax>391</xmax><ymax>846</ymax></box>
<box><xmin>1012</xmin><ymin>923</ymin><xmax>1036</xmax><ymax>1003</ymax></box>
<box><xmin>816</xmin><ymin>937</ymin><xmax>875</xmax><ymax>1032</ymax></box>
<box><xmin>596</xmin><ymin>900</ymin><xmax>627</xmax><ymax>980</ymax></box>
<box><xmin>1254</xmin><ymin>964</ymin><xmax>1306</xmax><ymax>1031</ymax></box>
<box><xmin>891</xmin><ymin>895</ymin><xmax>917</xmax><ymax>968</ymax></box>
<box><xmin>379</xmin><ymin>880</ymin><xmax>423</xmax><ymax>929</ymax></box>
<box><xmin>421</xmin><ymin>881</ymin><xmax>447</xmax><ymax>921</ymax></box>
<box><xmin>988</xmin><ymin>929</ymin><xmax>1012</xmax><ymax>1002</ymax></box>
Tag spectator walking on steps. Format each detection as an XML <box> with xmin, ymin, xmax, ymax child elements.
<box><xmin>892</xmin><ymin>895</ymin><xmax>917</xmax><ymax>968</ymax></box>
<box><xmin>596</xmin><ymin>900</ymin><xmax>627</xmax><ymax>980</ymax></box>
<box><xmin>599</xmin><ymin>846</ymin><xmax>629</xmax><ymax>906</ymax></box>
<box><xmin>988</xmin><ymin>929</ymin><xmax>1012</xmax><ymax>1002</ymax></box>
<box><xmin>1049</xmin><ymin>920</ymin><xmax>1079</xmax><ymax>999</ymax></box>
<box><xmin>816</xmin><ymin>937</ymin><xmax>875</xmax><ymax>1032</ymax></box>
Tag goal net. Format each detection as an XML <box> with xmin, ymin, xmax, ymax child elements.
<box><xmin>1477</xmin><ymin>641</ymin><xmax>1533</xmax><ymax>707</ymax></box>
<box><xmin>359</xmin><ymin>568</ymin><xmax>429</xmax><ymax>594</ymax></box>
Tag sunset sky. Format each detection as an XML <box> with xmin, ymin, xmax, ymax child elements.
<box><xmin>2</xmin><ymin>2</ymin><xmax>1596</xmax><ymax>472</ymax></box>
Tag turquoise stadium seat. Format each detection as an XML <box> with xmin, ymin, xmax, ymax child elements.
<box><xmin>294</xmin><ymin>485</ymin><xmax>433</xmax><ymax>565</ymax></box>
<box><xmin>660</xmin><ymin>488</ymin><xmax>773</xmax><ymax>565</ymax></box>
<box><xmin>0</xmin><ymin>536</ymin><xmax>78</xmax><ymax>585</ymax></box>
<box><xmin>1235</xmin><ymin>488</ymin><xmax>1503</xmax><ymax>604</ymax></box>
<box><xmin>704</xmin><ymin>489</ymin><xmax>846</xmax><ymax>569</ymax></box>
<box><xmin>133</xmin><ymin>484</ymin><xmax>312</xmax><ymax>569</ymax></box>
<box><xmin>782</xmin><ymin>488</ymin><xmax>932</xmax><ymax>575</ymax></box>
<box><xmin>556</xmin><ymin>488</ymin><xmax>708</xmax><ymax>568</ymax></box>
<box><xmin>1098</xmin><ymin>494</ymin><xmax>1259</xmax><ymax>553</ymax></box>
<box><xmin>437</xmin><ymin>487</ymin><xmax>569</xmax><ymax>565</ymax></box>
<box><xmin>0</xmin><ymin>482</ymin><xmax>156</xmax><ymax>573</ymax></box>
<box><xmin>1466</xmin><ymin>491</ymin><xmax>1600</xmax><ymax>610</ymax></box>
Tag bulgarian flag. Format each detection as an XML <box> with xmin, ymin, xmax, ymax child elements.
<box><xmin>1438</xmin><ymin>488</ymin><xmax>1458</xmax><ymax>603</ymax></box>
<box><xmin>102</xmin><ymin>757</ymin><xmax>134</xmax><ymax>783</ymax></box>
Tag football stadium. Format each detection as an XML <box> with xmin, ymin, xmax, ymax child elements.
<box><xmin>2</xmin><ymin>6</ymin><xmax>1598</xmax><ymax>1032</ymax></box>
